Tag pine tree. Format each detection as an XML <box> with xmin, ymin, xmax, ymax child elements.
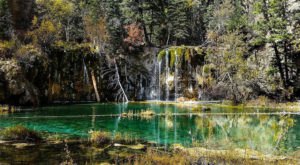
<box><xmin>167</xmin><ymin>0</ymin><xmax>189</xmax><ymax>44</ymax></box>
<box><xmin>0</xmin><ymin>0</ymin><xmax>11</xmax><ymax>39</ymax></box>
<box><xmin>121</xmin><ymin>0</ymin><xmax>152</xmax><ymax>45</ymax></box>
<box><xmin>254</xmin><ymin>0</ymin><xmax>295</xmax><ymax>89</ymax></box>
<box><xmin>106</xmin><ymin>0</ymin><xmax>125</xmax><ymax>54</ymax></box>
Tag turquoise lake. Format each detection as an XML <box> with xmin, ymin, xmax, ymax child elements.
<box><xmin>0</xmin><ymin>103</ymin><xmax>299</xmax><ymax>155</ymax></box>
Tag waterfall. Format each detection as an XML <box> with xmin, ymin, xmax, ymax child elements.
<box><xmin>149</xmin><ymin>59</ymin><xmax>162</xmax><ymax>101</ymax></box>
<box><xmin>158</xmin><ymin>60</ymin><xmax>162</xmax><ymax>101</ymax></box>
<box><xmin>165</xmin><ymin>50</ymin><xmax>170</xmax><ymax>101</ymax></box>
<box><xmin>174</xmin><ymin>50</ymin><xmax>178</xmax><ymax>101</ymax></box>
<box><xmin>83</xmin><ymin>58</ymin><xmax>90</xmax><ymax>84</ymax></box>
<box><xmin>188</xmin><ymin>62</ymin><xmax>193</xmax><ymax>93</ymax></box>
<box><xmin>150</xmin><ymin>62</ymin><xmax>157</xmax><ymax>100</ymax></box>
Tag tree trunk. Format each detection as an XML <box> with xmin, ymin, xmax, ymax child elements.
<box><xmin>114</xmin><ymin>58</ymin><xmax>129</xmax><ymax>103</ymax></box>
<box><xmin>283</xmin><ymin>41</ymin><xmax>289</xmax><ymax>86</ymax></box>
<box><xmin>137</xmin><ymin>0</ymin><xmax>150</xmax><ymax>45</ymax></box>
<box><xmin>91</xmin><ymin>69</ymin><xmax>100</xmax><ymax>102</ymax></box>
<box><xmin>273</xmin><ymin>43</ymin><xmax>286</xmax><ymax>88</ymax></box>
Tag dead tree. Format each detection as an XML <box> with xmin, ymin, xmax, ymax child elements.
<box><xmin>101</xmin><ymin>57</ymin><xmax>129</xmax><ymax>103</ymax></box>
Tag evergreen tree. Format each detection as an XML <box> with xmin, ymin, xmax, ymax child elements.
<box><xmin>106</xmin><ymin>0</ymin><xmax>125</xmax><ymax>54</ymax></box>
<box><xmin>254</xmin><ymin>0</ymin><xmax>296</xmax><ymax>90</ymax></box>
<box><xmin>167</xmin><ymin>0</ymin><xmax>189</xmax><ymax>44</ymax></box>
<box><xmin>0</xmin><ymin>0</ymin><xmax>11</xmax><ymax>39</ymax></box>
<box><xmin>121</xmin><ymin>0</ymin><xmax>153</xmax><ymax>45</ymax></box>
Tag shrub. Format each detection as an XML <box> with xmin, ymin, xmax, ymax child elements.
<box><xmin>112</xmin><ymin>132</ymin><xmax>138</xmax><ymax>144</ymax></box>
<box><xmin>0</xmin><ymin>125</ymin><xmax>42</xmax><ymax>142</ymax></box>
<box><xmin>140</xmin><ymin>109</ymin><xmax>155</xmax><ymax>116</ymax></box>
<box><xmin>0</xmin><ymin>40</ymin><xmax>15</xmax><ymax>58</ymax></box>
<box><xmin>140</xmin><ymin>109</ymin><xmax>155</xmax><ymax>120</ymax></box>
<box><xmin>90</xmin><ymin>131</ymin><xmax>111</xmax><ymax>146</ymax></box>
<box><xmin>130</xmin><ymin>149</ymin><xmax>190</xmax><ymax>165</ymax></box>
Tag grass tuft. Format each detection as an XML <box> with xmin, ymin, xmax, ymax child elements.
<box><xmin>0</xmin><ymin>125</ymin><xmax>42</xmax><ymax>142</ymax></box>
<box><xmin>89</xmin><ymin>131</ymin><xmax>111</xmax><ymax>146</ymax></box>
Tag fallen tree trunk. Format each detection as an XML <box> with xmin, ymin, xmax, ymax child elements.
<box><xmin>114</xmin><ymin>58</ymin><xmax>129</xmax><ymax>103</ymax></box>
<box><xmin>91</xmin><ymin>69</ymin><xmax>100</xmax><ymax>102</ymax></box>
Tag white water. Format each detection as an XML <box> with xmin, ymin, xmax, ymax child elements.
<box><xmin>188</xmin><ymin>62</ymin><xmax>193</xmax><ymax>93</ymax></box>
<box><xmin>174</xmin><ymin>50</ymin><xmax>179</xmax><ymax>101</ymax></box>
<box><xmin>165</xmin><ymin>50</ymin><xmax>170</xmax><ymax>101</ymax></box>
<box><xmin>83</xmin><ymin>58</ymin><xmax>90</xmax><ymax>84</ymax></box>
<box><xmin>158</xmin><ymin>60</ymin><xmax>162</xmax><ymax>101</ymax></box>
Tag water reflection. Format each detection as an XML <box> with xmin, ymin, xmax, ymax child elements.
<box><xmin>126</xmin><ymin>113</ymin><xmax>299</xmax><ymax>155</ymax></box>
<box><xmin>0</xmin><ymin>104</ymin><xmax>299</xmax><ymax>155</ymax></box>
<box><xmin>190</xmin><ymin>115</ymin><xmax>296</xmax><ymax>154</ymax></box>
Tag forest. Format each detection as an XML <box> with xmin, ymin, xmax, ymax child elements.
<box><xmin>0</xmin><ymin>0</ymin><xmax>299</xmax><ymax>106</ymax></box>
<box><xmin>0</xmin><ymin>0</ymin><xmax>300</xmax><ymax>164</ymax></box>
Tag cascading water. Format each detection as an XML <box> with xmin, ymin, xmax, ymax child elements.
<box><xmin>83</xmin><ymin>58</ymin><xmax>90</xmax><ymax>84</ymax></box>
<box><xmin>174</xmin><ymin>50</ymin><xmax>178</xmax><ymax>101</ymax></box>
<box><xmin>158</xmin><ymin>60</ymin><xmax>162</xmax><ymax>101</ymax></box>
<box><xmin>149</xmin><ymin>61</ymin><xmax>157</xmax><ymax>100</ymax></box>
<box><xmin>165</xmin><ymin>50</ymin><xmax>170</xmax><ymax>101</ymax></box>
<box><xmin>151</xmin><ymin>46</ymin><xmax>203</xmax><ymax>102</ymax></box>
<box><xmin>188</xmin><ymin>62</ymin><xmax>193</xmax><ymax>93</ymax></box>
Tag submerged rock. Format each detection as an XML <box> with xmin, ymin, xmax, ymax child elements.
<box><xmin>0</xmin><ymin>140</ymin><xmax>8</xmax><ymax>144</ymax></box>
<box><xmin>202</xmin><ymin>106</ymin><xmax>211</xmax><ymax>112</ymax></box>
<box><xmin>176</xmin><ymin>97</ymin><xmax>190</xmax><ymax>102</ymax></box>
<box><xmin>11</xmin><ymin>143</ymin><xmax>35</xmax><ymax>149</ymax></box>
<box><xmin>127</xmin><ymin>144</ymin><xmax>146</xmax><ymax>150</ymax></box>
<box><xmin>113</xmin><ymin>143</ymin><xmax>146</xmax><ymax>150</ymax></box>
<box><xmin>140</xmin><ymin>109</ymin><xmax>155</xmax><ymax>119</ymax></box>
<box><xmin>99</xmin><ymin>163</ymin><xmax>111</xmax><ymax>165</ymax></box>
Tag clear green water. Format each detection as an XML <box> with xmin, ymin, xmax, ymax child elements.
<box><xmin>0</xmin><ymin>103</ymin><xmax>299</xmax><ymax>155</ymax></box>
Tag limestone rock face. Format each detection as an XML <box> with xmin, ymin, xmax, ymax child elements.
<box><xmin>120</xmin><ymin>47</ymin><xmax>159</xmax><ymax>100</ymax></box>
<box><xmin>0</xmin><ymin>60</ymin><xmax>39</xmax><ymax>105</ymax></box>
